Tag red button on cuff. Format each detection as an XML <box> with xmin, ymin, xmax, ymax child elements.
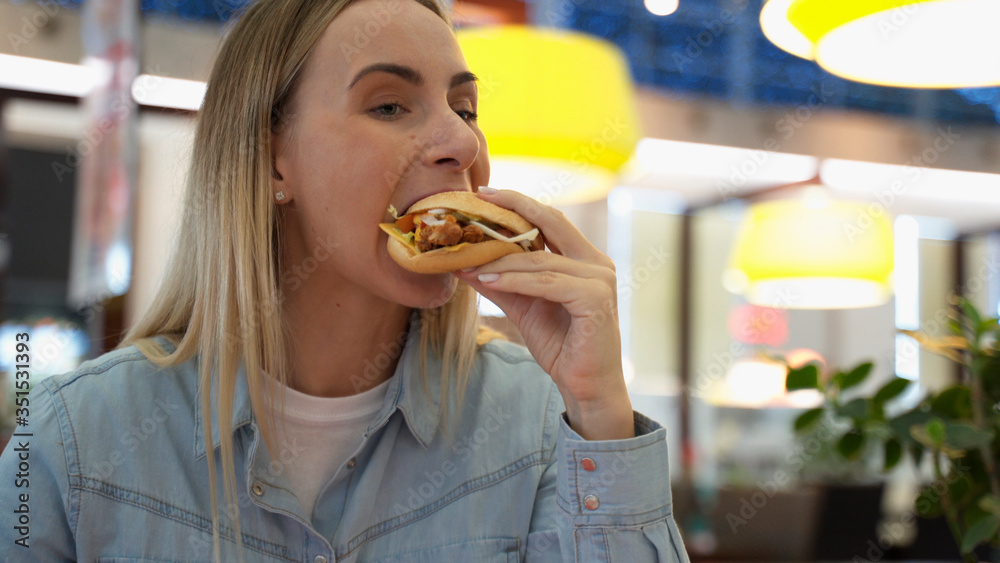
<box><xmin>581</xmin><ymin>458</ymin><xmax>597</xmax><ymax>472</ymax></box>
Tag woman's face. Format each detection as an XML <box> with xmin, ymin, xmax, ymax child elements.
<box><xmin>273</xmin><ymin>0</ymin><xmax>488</xmax><ymax>308</ymax></box>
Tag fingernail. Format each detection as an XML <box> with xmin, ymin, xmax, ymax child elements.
<box><xmin>478</xmin><ymin>186</ymin><xmax>497</xmax><ymax>195</ymax></box>
<box><xmin>478</xmin><ymin>273</ymin><xmax>500</xmax><ymax>283</ymax></box>
<box><xmin>460</xmin><ymin>268</ymin><xmax>475</xmax><ymax>273</ymax></box>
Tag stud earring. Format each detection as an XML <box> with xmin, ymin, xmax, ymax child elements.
<box><xmin>275</xmin><ymin>191</ymin><xmax>286</xmax><ymax>202</ymax></box>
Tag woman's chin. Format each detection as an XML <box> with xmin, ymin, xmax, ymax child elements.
<box><xmin>394</xmin><ymin>270</ymin><xmax>458</xmax><ymax>309</ymax></box>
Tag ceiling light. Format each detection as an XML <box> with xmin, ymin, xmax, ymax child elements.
<box><xmin>0</xmin><ymin>54</ymin><xmax>97</xmax><ymax>97</ymax></box>
<box><xmin>633</xmin><ymin>138</ymin><xmax>819</xmax><ymax>187</ymax></box>
<box><xmin>645</xmin><ymin>0</ymin><xmax>679</xmax><ymax>17</ymax></box>
<box><xmin>457</xmin><ymin>26</ymin><xmax>640</xmax><ymax>204</ymax></box>
<box><xmin>820</xmin><ymin>159</ymin><xmax>1000</xmax><ymax>205</ymax></box>
<box><xmin>0</xmin><ymin>54</ymin><xmax>208</xmax><ymax>111</ymax></box>
<box><xmin>131</xmin><ymin>74</ymin><xmax>206</xmax><ymax>111</ymax></box>
<box><xmin>760</xmin><ymin>0</ymin><xmax>1000</xmax><ymax>88</ymax></box>
<box><xmin>726</xmin><ymin>187</ymin><xmax>895</xmax><ymax>309</ymax></box>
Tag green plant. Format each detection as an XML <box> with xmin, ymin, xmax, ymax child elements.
<box><xmin>785</xmin><ymin>297</ymin><xmax>1000</xmax><ymax>563</ymax></box>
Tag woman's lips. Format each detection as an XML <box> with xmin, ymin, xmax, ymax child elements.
<box><xmin>395</xmin><ymin>187</ymin><xmax>473</xmax><ymax>215</ymax></box>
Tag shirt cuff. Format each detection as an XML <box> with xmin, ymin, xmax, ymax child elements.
<box><xmin>556</xmin><ymin>410</ymin><xmax>674</xmax><ymax>520</ymax></box>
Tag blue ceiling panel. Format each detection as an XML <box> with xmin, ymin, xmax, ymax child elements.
<box><xmin>563</xmin><ymin>0</ymin><xmax>999</xmax><ymax>127</ymax></box>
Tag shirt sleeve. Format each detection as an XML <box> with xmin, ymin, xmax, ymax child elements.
<box><xmin>0</xmin><ymin>380</ymin><xmax>77</xmax><ymax>561</ymax></box>
<box><xmin>526</xmin><ymin>400</ymin><xmax>690</xmax><ymax>562</ymax></box>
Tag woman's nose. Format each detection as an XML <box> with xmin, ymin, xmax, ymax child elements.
<box><xmin>420</xmin><ymin>108</ymin><xmax>480</xmax><ymax>172</ymax></box>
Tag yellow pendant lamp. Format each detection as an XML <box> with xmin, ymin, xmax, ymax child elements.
<box><xmin>457</xmin><ymin>26</ymin><xmax>641</xmax><ymax>204</ymax></box>
<box><xmin>760</xmin><ymin>0</ymin><xmax>1000</xmax><ymax>88</ymax></box>
<box><xmin>724</xmin><ymin>188</ymin><xmax>895</xmax><ymax>309</ymax></box>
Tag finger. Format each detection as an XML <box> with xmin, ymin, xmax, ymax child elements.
<box><xmin>464</xmin><ymin>270</ymin><xmax>615</xmax><ymax>317</ymax></box>
<box><xmin>461</xmin><ymin>278</ymin><xmax>541</xmax><ymax>327</ymax></box>
<box><xmin>462</xmin><ymin>250</ymin><xmax>613</xmax><ymax>283</ymax></box>
<box><xmin>476</xmin><ymin>188</ymin><xmax>602</xmax><ymax>261</ymax></box>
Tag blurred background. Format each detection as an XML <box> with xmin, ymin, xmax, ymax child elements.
<box><xmin>2</xmin><ymin>0</ymin><xmax>1000</xmax><ymax>559</ymax></box>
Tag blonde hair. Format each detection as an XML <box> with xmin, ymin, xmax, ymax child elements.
<box><xmin>119</xmin><ymin>0</ymin><xmax>488</xmax><ymax>560</ymax></box>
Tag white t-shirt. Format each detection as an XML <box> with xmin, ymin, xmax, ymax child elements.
<box><xmin>266</xmin><ymin>376</ymin><xmax>393</xmax><ymax>519</ymax></box>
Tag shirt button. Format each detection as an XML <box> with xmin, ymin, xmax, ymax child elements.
<box><xmin>251</xmin><ymin>481</ymin><xmax>265</xmax><ymax>497</ymax></box>
<box><xmin>581</xmin><ymin>458</ymin><xmax>597</xmax><ymax>472</ymax></box>
<box><xmin>584</xmin><ymin>494</ymin><xmax>600</xmax><ymax>510</ymax></box>
<box><xmin>346</xmin><ymin>457</ymin><xmax>356</xmax><ymax>469</ymax></box>
<box><xmin>313</xmin><ymin>556</ymin><xmax>328</xmax><ymax>563</ymax></box>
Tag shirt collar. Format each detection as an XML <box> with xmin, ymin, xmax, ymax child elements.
<box><xmin>192</xmin><ymin>311</ymin><xmax>443</xmax><ymax>459</ymax></box>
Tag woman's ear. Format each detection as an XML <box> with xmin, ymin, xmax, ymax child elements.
<box><xmin>271</xmin><ymin>126</ymin><xmax>292</xmax><ymax>202</ymax></box>
<box><xmin>271</xmin><ymin>156</ymin><xmax>290</xmax><ymax>203</ymax></box>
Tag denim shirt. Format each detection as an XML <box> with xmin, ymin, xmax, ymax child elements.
<box><xmin>0</xmin><ymin>321</ymin><xmax>689</xmax><ymax>562</ymax></box>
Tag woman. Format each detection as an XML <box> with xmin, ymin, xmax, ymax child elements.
<box><xmin>0</xmin><ymin>0</ymin><xmax>689</xmax><ymax>561</ymax></box>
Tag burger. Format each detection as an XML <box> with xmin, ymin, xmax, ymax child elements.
<box><xmin>379</xmin><ymin>191</ymin><xmax>544</xmax><ymax>274</ymax></box>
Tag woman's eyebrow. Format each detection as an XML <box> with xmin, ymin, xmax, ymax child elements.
<box><xmin>451</xmin><ymin>71</ymin><xmax>479</xmax><ymax>89</ymax></box>
<box><xmin>347</xmin><ymin>63</ymin><xmax>478</xmax><ymax>91</ymax></box>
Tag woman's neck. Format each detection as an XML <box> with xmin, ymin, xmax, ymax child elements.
<box><xmin>279</xmin><ymin>279</ymin><xmax>412</xmax><ymax>398</ymax></box>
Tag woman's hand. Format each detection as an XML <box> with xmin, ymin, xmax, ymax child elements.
<box><xmin>454</xmin><ymin>188</ymin><xmax>634</xmax><ymax>441</ymax></box>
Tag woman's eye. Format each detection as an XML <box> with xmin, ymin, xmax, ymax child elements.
<box><xmin>371</xmin><ymin>103</ymin><xmax>405</xmax><ymax>119</ymax></box>
<box><xmin>456</xmin><ymin>109</ymin><xmax>478</xmax><ymax>122</ymax></box>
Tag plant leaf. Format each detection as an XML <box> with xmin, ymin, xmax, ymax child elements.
<box><xmin>961</xmin><ymin>514</ymin><xmax>1000</xmax><ymax>553</ymax></box>
<box><xmin>786</xmin><ymin>364</ymin><xmax>819</xmax><ymax>391</ymax></box>
<box><xmin>927</xmin><ymin>419</ymin><xmax>946</xmax><ymax>444</ymax></box>
<box><xmin>910</xmin><ymin>425</ymin><xmax>966</xmax><ymax>457</ymax></box>
<box><xmin>794</xmin><ymin>408</ymin><xmax>825</xmax><ymax>433</ymax></box>
<box><xmin>945</xmin><ymin>423</ymin><xmax>995</xmax><ymax>450</ymax></box>
<box><xmin>874</xmin><ymin>378</ymin><xmax>910</xmax><ymax>405</ymax></box>
<box><xmin>961</xmin><ymin>299</ymin><xmax>983</xmax><ymax>336</ymax></box>
<box><xmin>884</xmin><ymin>438</ymin><xmax>902</xmax><ymax>471</ymax></box>
<box><xmin>889</xmin><ymin>409</ymin><xmax>932</xmax><ymax>445</ymax></box>
<box><xmin>836</xmin><ymin>398</ymin><xmax>869</xmax><ymax>423</ymax></box>
<box><xmin>903</xmin><ymin>328</ymin><xmax>970</xmax><ymax>362</ymax></box>
<box><xmin>931</xmin><ymin>386</ymin><xmax>973</xmax><ymax>419</ymax></box>
<box><xmin>948</xmin><ymin>318</ymin><xmax>963</xmax><ymax>336</ymax></box>
<box><xmin>916</xmin><ymin>485</ymin><xmax>944</xmax><ymax>518</ymax></box>
<box><xmin>972</xmin><ymin>356</ymin><xmax>992</xmax><ymax>379</ymax></box>
<box><xmin>979</xmin><ymin>495</ymin><xmax>1000</xmax><ymax>516</ymax></box>
<box><xmin>836</xmin><ymin>362</ymin><xmax>873</xmax><ymax>391</ymax></box>
<box><xmin>912</xmin><ymin>419</ymin><xmax>967</xmax><ymax>457</ymax></box>
<box><xmin>838</xmin><ymin>429</ymin><xmax>865</xmax><ymax>460</ymax></box>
